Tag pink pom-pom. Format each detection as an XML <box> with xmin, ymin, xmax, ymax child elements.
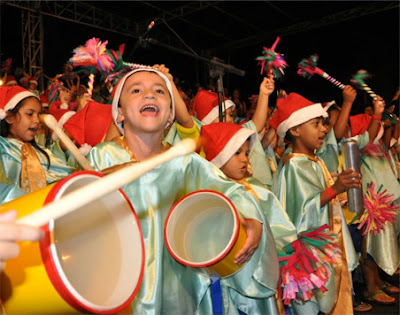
<box><xmin>357</xmin><ymin>182</ymin><xmax>399</xmax><ymax>235</ymax></box>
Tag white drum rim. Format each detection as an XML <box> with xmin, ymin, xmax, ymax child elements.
<box><xmin>39</xmin><ymin>171</ymin><xmax>145</xmax><ymax>314</ymax></box>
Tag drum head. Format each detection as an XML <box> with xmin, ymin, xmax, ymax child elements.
<box><xmin>41</xmin><ymin>171</ymin><xmax>144</xmax><ymax>313</ymax></box>
<box><xmin>165</xmin><ymin>190</ymin><xmax>239</xmax><ymax>267</ymax></box>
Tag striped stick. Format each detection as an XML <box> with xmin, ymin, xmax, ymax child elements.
<box><xmin>359</xmin><ymin>84</ymin><xmax>378</xmax><ymax>100</ymax></box>
<box><xmin>87</xmin><ymin>73</ymin><xmax>95</xmax><ymax>96</ymax></box>
<box><xmin>351</xmin><ymin>70</ymin><xmax>378</xmax><ymax>100</ymax></box>
<box><xmin>314</xmin><ymin>68</ymin><xmax>345</xmax><ymax>89</ymax></box>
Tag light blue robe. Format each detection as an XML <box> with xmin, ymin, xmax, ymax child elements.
<box><xmin>88</xmin><ymin>140</ymin><xmax>280</xmax><ymax>315</ymax></box>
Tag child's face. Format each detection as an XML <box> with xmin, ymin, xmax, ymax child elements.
<box><xmin>291</xmin><ymin>117</ymin><xmax>327</xmax><ymax>153</ymax></box>
<box><xmin>118</xmin><ymin>72</ymin><xmax>172</xmax><ymax>133</ymax></box>
<box><xmin>28</xmin><ymin>83</ymin><xmax>38</xmax><ymax>90</ymax></box>
<box><xmin>211</xmin><ymin>107</ymin><xmax>234</xmax><ymax>124</ymax></box>
<box><xmin>220</xmin><ymin>140</ymin><xmax>250</xmax><ymax>180</ymax></box>
<box><xmin>324</xmin><ymin>108</ymin><xmax>340</xmax><ymax>133</ymax></box>
<box><xmin>59</xmin><ymin>89</ymin><xmax>71</xmax><ymax>104</ymax></box>
<box><xmin>6</xmin><ymin>98</ymin><xmax>42</xmax><ymax>142</ymax></box>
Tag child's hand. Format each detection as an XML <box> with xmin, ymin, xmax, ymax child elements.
<box><xmin>373</xmin><ymin>96</ymin><xmax>385</xmax><ymax>116</ymax></box>
<box><xmin>234</xmin><ymin>218</ymin><xmax>262</xmax><ymax>265</ymax></box>
<box><xmin>78</xmin><ymin>93</ymin><xmax>92</xmax><ymax>109</ymax></box>
<box><xmin>342</xmin><ymin>85</ymin><xmax>357</xmax><ymax>104</ymax></box>
<box><xmin>259</xmin><ymin>75</ymin><xmax>275</xmax><ymax>97</ymax></box>
<box><xmin>152</xmin><ymin>64</ymin><xmax>173</xmax><ymax>82</ymax></box>
<box><xmin>0</xmin><ymin>210</ymin><xmax>44</xmax><ymax>271</ymax></box>
<box><xmin>332</xmin><ymin>168</ymin><xmax>362</xmax><ymax>195</ymax></box>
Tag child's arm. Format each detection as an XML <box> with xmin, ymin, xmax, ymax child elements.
<box><xmin>333</xmin><ymin>85</ymin><xmax>356</xmax><ymax>140</ymax></box>
<box><xmin>260</xmin><ymin>127</ymin><xmax>276</xmax><ymax>150</ymax></box>
<box><xmin>382</xmin><ymin>119</ymin><xmax>393</xmax><ymax>148</ymax></box>
<box><xmin>320</xmin><ymin>168</ymin><xmax>362</xmax><ymax>207</ymax></box>
<box><xmin>154</xmin><ymin>64</ymin><xmax>194</xmax><ymax>129</ymax></box>
<box><xmin>251</xmin><ymin>75</ymin><xmax>275</xmax><ymax>133</ymax></box>
<box><xmin>366</xmin><ymin>96</ymin><xmax>385</xmax><ymax>142</ymax></box>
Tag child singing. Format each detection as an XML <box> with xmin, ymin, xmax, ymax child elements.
<box><xmin>87</xmin><ymin>68</ymin><xmax>276</xmax><ymax>315</ymax></box>
<box><xmin>0</xmin><ymin>86</ymin><xmax>75</xmax><ymax>204</ymax></box>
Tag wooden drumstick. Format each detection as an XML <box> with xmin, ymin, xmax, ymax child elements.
<box><xmin>44</xmin><ymin>114</ymin><xmax>95</xmax><ymax>171</ymax></box>
<box><xmin>17</xmin><ymin>138</ymin><xmax>197</xmax><ymax>227</ymax></box>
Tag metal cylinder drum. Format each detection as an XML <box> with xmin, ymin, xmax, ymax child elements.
<box><xmin>342</xmin><ymin>140</ymin><xmax>364</xmax><ymax>213</ymax></box>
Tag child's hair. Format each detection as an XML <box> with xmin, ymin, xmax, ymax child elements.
<box><xmin>0</xmin><ymin>97</ymin><xmax>50</xmax><ymax>169</ymax></box>
<box><xmin>284</xmin><ymin>129</ymin><xmax>295</xmax><ymax>144</ymax></box>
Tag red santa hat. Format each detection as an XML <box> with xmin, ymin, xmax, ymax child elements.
<box><xmin>28</xmin><ymin>76</ymin><xmax>38</xmax><ymax>86</ymax></box>
<box><xmin>349</xmin><ymin>114</ymin><xmax>371</xmax><ymax>137</ymax></box>
<box><xmin>349</xmin><ymin>113</ymin><xmax>384</xmax><ymax>142</ymax></box>
<box><xmin>0</xmin><ymin>86</ymin><xmax>39</xmax><ymax>120</ymax></box>
<box><xmin>269</xmin><ymin>93</ymin><xmax>327</xmax><ymax>140</ymax></box>
<box><xmin>111</xmin><ymin>68</ymin><xmax>175</xmax><ymax>135</ymax></box>
<box><xmin>322</xmin><ymin>100</ymin><xmax>337</xmax><ymax>111</ymax></box>
<box><xmin>63</xmin><ymin>100</ymin><xmax>113</xmax><ymax>147</ymax></box>
<box><xmin>193</xmin><ymin>90</ymin><xmax>235</xmax><ymax>125</ymax></box>
<box><xmin>200</xmin><ymin>122</ymin><xmax>256</xmax><ymax>168</ymax></box>
<box><xmin>48</xmin><ymin>105</ymin><xmax>76</xmax><ymax>140</ymax></box>
<box><xmin>4</xmin><ymin>75</ymin><xmax>18</xmax><ymax>86</ymax></box>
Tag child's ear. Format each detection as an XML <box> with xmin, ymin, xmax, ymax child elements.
<box><xmin>5</xmin><ymin>112</ymin><xmax>14</xmax><ymax>125</ymax></box>
<box><xmin>289</xmin><ymin>126</ymin><xmax>300</xmax><ymax>137</ymax></box>
<box><xmin>116</xmin><ymin>108</ymin><xmax>125</xmax><ymax>124</ymax></box>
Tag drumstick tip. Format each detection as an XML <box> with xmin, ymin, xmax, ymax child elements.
<box><xmin>43</xmin><ymin>114</ymin><xmax>58</xmax><ymax>129</ymax></box>
<box><xmin>173</xmin><ymin>138</ymin><xmax>197</xmax><ymax>155</ymax></box>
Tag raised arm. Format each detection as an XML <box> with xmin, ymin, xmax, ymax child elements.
<box><xmin>333</xmin><ymin>85</ymin><xmax>356</xmax><ymax>140</ymax></box>
<box><xmin>154</xmin><ymin>64</ymin><xmax>194</xmax><ymax>128</ymax></box>
<box><xmin>251</xmin><ymin>75</ymin><xmax>275</xmax><ymax>133</ymax></box>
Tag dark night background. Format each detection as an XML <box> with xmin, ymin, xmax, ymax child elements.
<box><xmin>1</xmin><ymin>1</ymin><xmax>399</xmax><ymax>114</ymax></box>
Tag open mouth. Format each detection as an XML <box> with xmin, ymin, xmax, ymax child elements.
<box><xmin>140</xmin><ymin>104</ymin><xmax>159</xmax><ymax>113</ymax></box>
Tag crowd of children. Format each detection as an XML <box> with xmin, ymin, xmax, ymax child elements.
<box><xmin>0</xmin><ymin>51</ymin><xmax>399</xmax><ymax>315</ymax></box>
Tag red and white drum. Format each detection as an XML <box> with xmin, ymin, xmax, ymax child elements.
<box><xmin>0</xmin><ymin>171</ymin><xmax>145</xmax><ymax>314</ymax></box>
<box><xmin>164</xmin><ymin>190</ymin><xmax>247</xmax><ymax>278</ymax></box>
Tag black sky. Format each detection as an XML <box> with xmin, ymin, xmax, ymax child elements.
<box><xmin>1</xmin><ymin>2</ymin><xmax>399</xmax><ymax>112</ymax></box>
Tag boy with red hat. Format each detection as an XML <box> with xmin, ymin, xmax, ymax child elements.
<box><xmin>87</xmin><ymin>67</ymin><xmax>272</xmax><ymax>315</ymax></box>
<box><xmin>270</xmin><ymin>92</ymin><xmax>361</xmax><ymax>314</ymax></box>
<box><xmin>165</xmin><ymin>74</ymin><xmax>276</xmax><ymax>188</ymax></box>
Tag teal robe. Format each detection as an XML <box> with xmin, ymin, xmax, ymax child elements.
<box><xmin>272</xmin><ymin>154</ymin><xmax>358</xmax><ymax>314</ymax></box>
<box><xmin>0</xmin><ymin>137</ymin><xmax>75</xmax><ymax>204</ymax></box>
<box><xmin>359</xmin><ymin>143</ymin><xmax>400</xmax><ymax>275</ymax></box>
<box><xmin>88</xmin><ymin>141</ymin><xmax>279</xmax><ymax>315</ymax></box>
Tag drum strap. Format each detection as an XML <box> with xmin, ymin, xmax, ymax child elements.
<box><xmin>210</xmin><ymin>274</ymin><xmax>223</xmax><ymax>315</ymax></box>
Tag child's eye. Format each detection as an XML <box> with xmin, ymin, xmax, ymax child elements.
<box><xmin>155</xmin><ymin>89</ymin><xmax>165</xmax><ymax>94</ymax></box>
<box><xmin>132</xmin><ymin>89</ymin><xmax>141</xmax><ymax>94</ymax></box>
